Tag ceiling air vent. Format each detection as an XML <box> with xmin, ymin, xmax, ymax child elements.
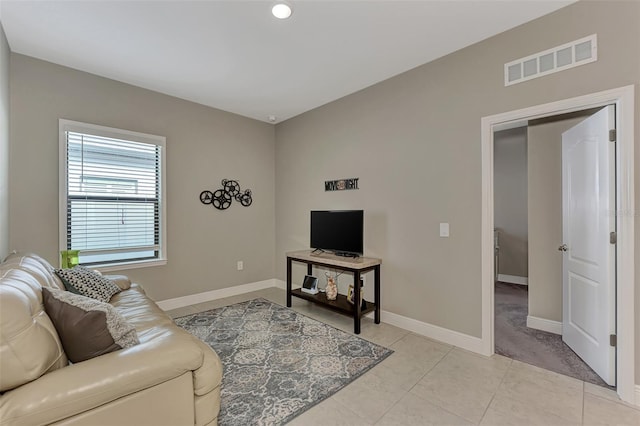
<box><xmin>505</xmin><ymin>34</ymin><xmax>597</xmax><ymax>86</ymax></box>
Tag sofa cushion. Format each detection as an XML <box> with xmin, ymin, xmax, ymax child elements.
<box><xmin>55</xmin><ymin>265</ymin><xmax>122</xmax><ymax>302</ymax></box>
<box><xmin>103</xmin><ymin>274</ymin><xmax>132</xmax><ymax>290</ymax></box>
<box><xmin>42</xmin><ymin>287</ymin><xmax>139</xmax><ymax>363</ymax></box>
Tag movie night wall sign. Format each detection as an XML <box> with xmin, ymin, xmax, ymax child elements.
<box><xmin>325</xmin><ymin>178</ymin><xmax>359</xmax><ymax>191</ymax></box>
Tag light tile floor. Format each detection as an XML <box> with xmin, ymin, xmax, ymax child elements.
<box><xmin>166</xmin><ymin>288</ymin><xmax>640</xmax><ymax>425</ymax></box>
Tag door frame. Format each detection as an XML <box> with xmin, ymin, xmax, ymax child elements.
<box><xmin>480</xmin><ymin>85</ymin><xmax>635</xmax><ymax>403</ymax></box>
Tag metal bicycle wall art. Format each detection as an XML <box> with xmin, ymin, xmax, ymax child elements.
<box><xmin>200</xmin><ymin>179</ymin><xmax>253</xmax><ymax>210</ymax></box>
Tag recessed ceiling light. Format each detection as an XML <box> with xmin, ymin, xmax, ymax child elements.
<box><xmin>272</xmin><ymin>2</ymin><xmax>292</xmax><ymax>20</ymax></box>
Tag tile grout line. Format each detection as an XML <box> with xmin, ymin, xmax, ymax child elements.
<box><xmin>397</xmin><ymin>344</ymin><xmax>487</xmax><ymax>424</ymax></box>
<box><xmin>329</xmin><ymin>395</ymin><xmax>374</xmax><ymax>425</ymax></box>
<box><xmin>386</xmin><ymin>332</ymin><xmax>453</xmax><ymax>394</ymax></box>
<box><xmin>409</xmin><ymin>343</ymin><xmax>455</xmax><ymax>392</ymax></box>
<box><xmin>371</xmin><ymin>394</ymin><xmax>402</xmax><ymax>425</ymax></box>
<box><xmin>477</xmin><ymin>357</ymin><xmax>513</xmax><ymax>425</ymax></box>
<box><xmin>585</xmin><ymin>388</ymin><xmax>640</xmax><ymax>412</ymax></box>
<box><xmin>382</xmin><ymin>330</ymin><xmax>411</xmax><ymax>347</ymax></box>
<box><xmin>581</xmin><ymin>380</ymin><xmax>585</xmax><ymax>425</ymax></box>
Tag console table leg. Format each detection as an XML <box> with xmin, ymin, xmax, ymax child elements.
<box><xmin>286</xmin><ymin>257</ymin><xmax>292</xmax><ymax>308</ymax></box>
<box><xmin>354</xmin><ymin>271</ymin><xmax>361</xmax><ymax>334</ymax></box>
<box><xmin>374</xmin><ymin>265</ymin><xmax>381</xmax><ymax>324</ymax></box>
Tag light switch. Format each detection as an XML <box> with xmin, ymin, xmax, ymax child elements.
<box><xmin>440</xmin><ymin>223</ymin><xmax>450</xmax><ymax>237</ymax></box>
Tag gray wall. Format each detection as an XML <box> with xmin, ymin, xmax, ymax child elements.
<box><xmin>527</xmin><ymin>115</ymin><xmax>589</xmax><ymax>323</ymax></box>
<box><xmin>0</xmin><ymin>24</ymin><xmax>8</xmax><ymax>259</ymax></box>
<box><xmin>274</xmin><ymin>0</ymin><xmax>639</xmax><ymax>362</ymax></box>
<box><xmin>494</xmin><ymin>127</ymin><xmax>528</xmax><ymax>278</ymax></box>
<box><xmin>9</xmin><ymin>54</ymin><xmax>276</xmax><ymax>301</ymax></box>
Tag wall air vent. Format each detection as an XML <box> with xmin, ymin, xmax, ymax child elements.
<box><xmin>505</xmin><ymin>34</ymin><xmax>597</xmax><ymax>86</ymax></box>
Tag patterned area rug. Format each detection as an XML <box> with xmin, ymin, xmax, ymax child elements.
<box><xmin>175</xmin><ymin>298</ymin><xmax>393</xmax><ymax>425</ymax></box>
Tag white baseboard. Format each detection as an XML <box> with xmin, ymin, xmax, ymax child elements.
<box><xmin>156</xmin><ymin>279</ymin><xmax>278</xmax><ymax>311</ymax></box>
<box><xmin>274</xmin><ymin>279</ymin><xmax>287</xmax><ymax>290</ymax></box>
<box><xmin>274</xmin><ymin>279</ymin><xmax>304</xmax><ymax>291</ymax></box>
<box><xmin>497</xmin><ymin>274</ymin><xmax>528</xmax><ymax>286</ymax></box>
<box><xmin>527</xmin><ymin>315</ymin><xmax>562</xmax><ymax>335</ymax></box>
<box><xmin>379</xmin><ymin>310</ymin><xmax>484</xmax><ymax>354</ymax></box>
<box><xmin>272</xmin><ymin>280</ymin><xmax>485</xmax><ymax>354</ymax></box>
<box><xmin>161</xmin><ymin>278</ymin><xmax>484</xmax><ymax>356</ymax></box>
<box><xmin>255</xmin><ymin>279</ymin><xmax>485</xmax><ymax>354</ymax></box>
<box><xmin>634</xmin><ymin>385</ymin><xmax>640</xmax><ymax>407</ymax></box>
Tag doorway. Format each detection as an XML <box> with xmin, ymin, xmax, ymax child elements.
<box><xmin>492</xmin><ymin>108</ymin><xmax>611</xmax><ymax>387</ymax></box>
<box><xmin>480</xmin><ymin>85</ymin><xmax>635</xmax><ymax>404</ymax></box>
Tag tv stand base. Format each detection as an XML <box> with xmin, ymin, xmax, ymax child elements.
<box><xmin>286</xmin><ymin>250</ymin><xmax>381</xmax><ymax>334</ymax></box>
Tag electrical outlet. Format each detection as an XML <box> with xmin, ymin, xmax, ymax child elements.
<box><xmin>237</xmin><ymin>261</ymin><xmax>243</xmax><ymax>271</ymax></box>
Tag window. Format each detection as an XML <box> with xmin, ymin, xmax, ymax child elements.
<box><xmin>59</xmin><ymin>120</ymin><xmax>166</xmax><ymax>269</ymax></box>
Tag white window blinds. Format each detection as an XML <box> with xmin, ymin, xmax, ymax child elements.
<box><xmin>60</xmin><ymin>120</ymin><xmax>165</xmax><ymax>267</ymax></box>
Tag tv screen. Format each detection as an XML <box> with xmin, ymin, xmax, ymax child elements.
<box><xmin>310</xmin><ymin>210</ymin><xmax>364</xmax><ymax>256</ymax></box>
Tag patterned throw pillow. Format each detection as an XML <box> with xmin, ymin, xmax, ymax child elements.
<box><xmin>55</xmin><ymin>265</ymin><xmax>122</xmax><ymax>302</ymax></box>
<box><xmin>42</xmin><ymin>287</ymin><xmax>139</xmax><ymax>363</ymax></box>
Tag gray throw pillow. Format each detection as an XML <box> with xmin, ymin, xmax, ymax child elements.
<box><xmin>42</xmin><ymin>287</ymin><xmax>139</xmax><ymax>363</ymax></box>
<box><xmin>55</xmin><ymin>265</ymin><xmax>121</xmax><ymax>302</ymax></box>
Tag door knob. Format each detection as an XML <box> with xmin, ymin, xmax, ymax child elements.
<box><xmin>558</xmin><ymin>244</ymin><xmax>568</xmax><ymax>252</ymax></box>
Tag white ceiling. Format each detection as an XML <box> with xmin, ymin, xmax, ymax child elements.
<box><xmin>0</xmin><ymin>0</ymin><xmax>575</xmax><ymax>123</ymax></box>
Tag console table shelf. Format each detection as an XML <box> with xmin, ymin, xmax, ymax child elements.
<box><xmin>286</xmin><ymin>250</ymin><xmax>381</xmax><ymax>334</ymax></box>
<box><xmin>290</xmin><ymin>288</ymin><xmax>377</xmax><ymax>317</ymax></box>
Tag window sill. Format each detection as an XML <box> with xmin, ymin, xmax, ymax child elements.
<box><xmin>92</xmin><ymin>259</ymin><xmax>167</xmax><ymax>273</ymax></box>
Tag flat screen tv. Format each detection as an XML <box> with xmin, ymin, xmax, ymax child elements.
<box><xmin>310</xmin><ymin>210</ymin><xmax>363</xmax><ymax>257</ymax></box>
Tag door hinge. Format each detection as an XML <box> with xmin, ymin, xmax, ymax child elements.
<box><xmin>610</xmin><ymin>231</ymin><xmax>617</xmax><ymax>244</ymax></box>
<box><xmin>609</xmin><ymin>129</ymin><xmax>616</xmax><ymax>142</ymax></box>
<box><xmin>610</xmin><ymin>334</ymin><xmax>617</xmax><ymax>347</ymax></box>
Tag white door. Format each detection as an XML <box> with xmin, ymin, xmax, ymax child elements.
<box><xmin>561</xmin><ymin>106</ymin><xmax>616</xmax><ymax>386</ymax></box>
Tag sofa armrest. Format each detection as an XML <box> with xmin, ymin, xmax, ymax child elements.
<box><xmin>103</xmin><ymin>274</ymin><xmax>132</xmax><ymax>290</ymax></box>
<box><xmin>0</xmin><ymin>333</ymin><xmax>206</xmax><ymax>426</ymax></box>
<box><xmin>191</xmin><ymin>337</ymin><xmax>223</xmax><ymax>396</ymax></box>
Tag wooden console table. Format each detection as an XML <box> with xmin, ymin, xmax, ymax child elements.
<box><xmin>286</xmin><ymin>250</ymin><xmax>381</xmax><ymax>334</ymax></box>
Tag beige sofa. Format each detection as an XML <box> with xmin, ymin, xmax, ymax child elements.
<box><xmin>0</xmin><ymin>253</ymin><xmax>223</xmax><ymax>426</ymax></box>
